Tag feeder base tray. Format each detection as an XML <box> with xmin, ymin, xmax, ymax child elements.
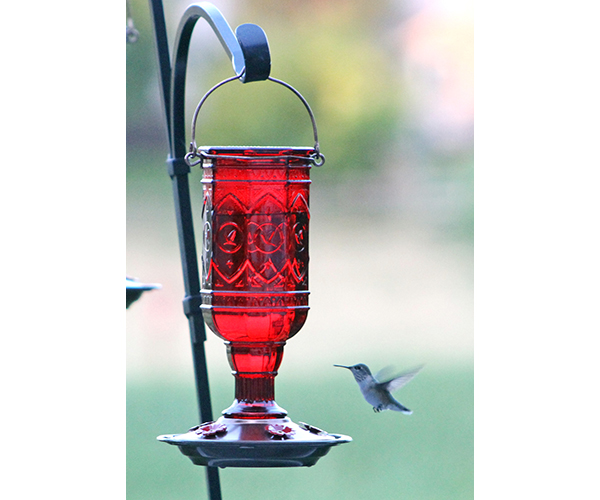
<box><xmin>158</xmin><ymin>416</ymin><xmax>351</xmax><ymax>468</ymax></box>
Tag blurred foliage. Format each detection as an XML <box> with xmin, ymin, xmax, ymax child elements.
<box><xmin>127</xmin><ymin>0</ymin><xmax>473</xmax><ymax>243</ymax></box>
<box><xmin>126</xmin><ymin>0</ymin><xmax>406</xmax><ymax>182</ymax></box>
<box><xmin>126</xmin><ymin>0</ymin><xmax>163</xmax><ymax>140</ymax></box>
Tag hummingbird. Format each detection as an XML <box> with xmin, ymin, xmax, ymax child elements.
<box><xmin>334</xmin><ymin>363</ymin><xmax>422</xmax><ymax>414</ymax></box>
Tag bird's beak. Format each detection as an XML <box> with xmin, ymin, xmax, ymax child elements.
<box><xmin>333</xmin><ymin>364</ymin><xmax>351</xmax><ymax>369</ymax></box>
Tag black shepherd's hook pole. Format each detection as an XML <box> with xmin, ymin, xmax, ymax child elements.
<box><xmin>146</xmin><ymin>1</ymin><xmax>271</xmax><ymax>499</ymax></box>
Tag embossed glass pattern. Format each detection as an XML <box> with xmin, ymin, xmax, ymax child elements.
<box><xmin>200</xmin><ymin>147</ymin><xmax>311</xmax><ymax>418</ymax></box>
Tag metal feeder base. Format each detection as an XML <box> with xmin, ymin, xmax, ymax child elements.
<box><xmin>158</xmin><ymin>416</ymin><xmax>352</xmax><ymax>468</ymax></box>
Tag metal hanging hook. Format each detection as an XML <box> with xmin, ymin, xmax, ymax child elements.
<box><xmin>185</xmin><ymin>75</ymin><xmax>325</xmax><ymax>167</ymax></box>
<box><xmin>168</xmin><ymin>2</ymin><xmax>273</xmax><ymax>156</ymax></box>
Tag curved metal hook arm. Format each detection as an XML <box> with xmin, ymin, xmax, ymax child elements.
<box><xmin>170</xmin><ymin>3</ymin><xmax>241</xmax><ymax>157</ymax></box>
<box><xmin>179</xmin><ymin>2</ymin><xmax>246</xmax><ymax>77</ymax></box>
<box><xmin>169</xmin><ymin>3</ymin><xmax>270</xmax><ymax>158</ymax></box>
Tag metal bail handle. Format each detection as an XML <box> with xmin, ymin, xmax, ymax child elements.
<box><xmin>185</xmin><ymin>75</ymin><xmax>325</xmax><ymax>167</ymax></box>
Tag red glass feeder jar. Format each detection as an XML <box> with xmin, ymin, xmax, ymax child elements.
<box><xmin>199</xmin><ymin>146</ymin><xmax>313</xmax><ymax>419</ymax></box>
<box><xmin>159</xmin><ymin>77</ymin><xmax>350</xmax><ymax>468</ymax></box>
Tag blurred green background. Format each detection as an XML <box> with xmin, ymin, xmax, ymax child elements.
<box><xmin>127</xmin><ymin>0</ymin><xmax>473</xmax><ymax>498</ymax></box>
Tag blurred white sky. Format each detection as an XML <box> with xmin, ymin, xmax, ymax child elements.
<box><xmin>399</xmin><ymin>0</ymin><xmax>474</xmax><ymax>150</ymax></box>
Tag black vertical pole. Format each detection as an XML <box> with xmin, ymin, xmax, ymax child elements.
<box><xmin>147</xmin><ymin>0</ymin><xmax>172</xmax><ymax>150</ymax></box>
<box><xmin>147</xmin><ymin>1</ymin><xmax>222</xmax><ymax>498</ymax></box>
<box><xmin>145</xmin><ymin>1</ymin><xmax>270</xmax><ymax>495</ymax></box>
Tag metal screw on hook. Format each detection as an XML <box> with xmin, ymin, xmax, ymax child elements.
<box><xmin>127</xmin><ymin>22</ymin><xmax>139</xmax><ymax>44</ymax></box>
<box><xmin>126</xmin><ymin>0</ymin><xmax>139</xmax><ymax>43</ymax></box>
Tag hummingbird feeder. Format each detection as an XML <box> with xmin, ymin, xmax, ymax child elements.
<box><xmin>126</xmin><ymin>276</ymin><xmax>161</xmax><ymax>308</ymax></box>
<box><xmin>149</xmin><ymin>2</ymin><xmax>350</xmax><ymax>471</ymax></box>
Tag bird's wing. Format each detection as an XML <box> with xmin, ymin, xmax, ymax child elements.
<box><xmin>374</xmin><ymin>365</ymin><xmax>395</xmax><ymax>382</ymax></box>
<box><xmin>381</xmin><ymin>365</ymin><xmax>423</xmax><ymax>393</ymax></box>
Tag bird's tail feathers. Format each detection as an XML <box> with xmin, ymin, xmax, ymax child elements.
<box><xmin>392</xmin><ymin>403</ymin><xmax>413</xmax><ymax>414</ymax></box>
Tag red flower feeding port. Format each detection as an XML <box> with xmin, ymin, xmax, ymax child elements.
<box><xmin>152</xmin><ymin>5</ymin><xmax>350</xmax><ymax>471</ymax></box>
